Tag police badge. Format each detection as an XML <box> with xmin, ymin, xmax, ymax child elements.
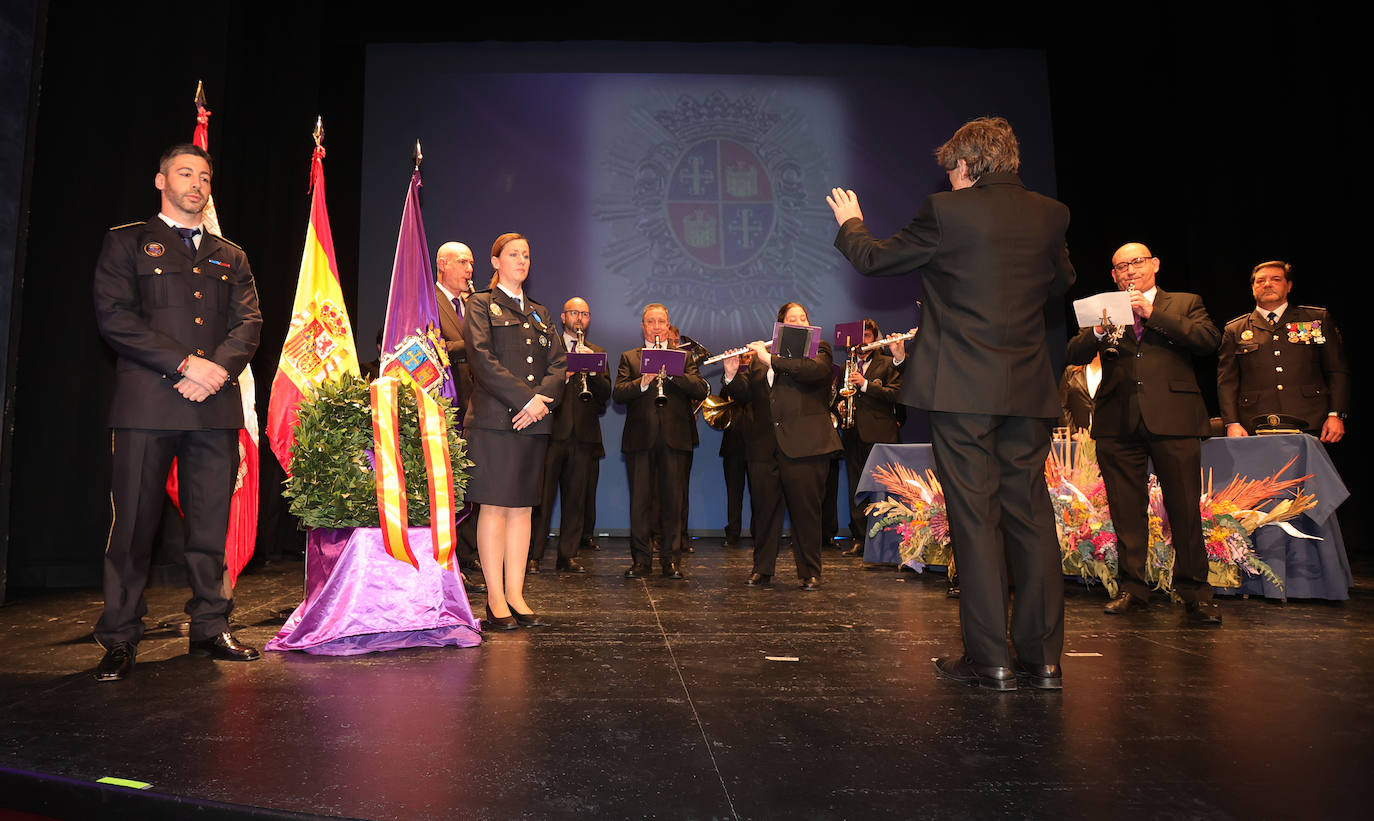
<box><xmin>144</xmin><ymin>242</ymin><xmax>165</xmax><ymax>257</ymax></box>
<box><xmin>490</xmin><ymin>303</ymin><xmax>503</xmax><ymax>318</ymax></box>
<box><xmin>1240</xmin><ymin>329</ymin><xmax>1253</xmax><ymax>341</ymax></box>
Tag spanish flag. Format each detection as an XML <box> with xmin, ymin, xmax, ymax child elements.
<box><xmin>266</xmin><ymin>133</ymin><xmax>360</xmax><ymax>475</ymax></box>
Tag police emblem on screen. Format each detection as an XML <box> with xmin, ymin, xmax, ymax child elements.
<box><xmin>595</xmin><ymin>89</ymin><xmax>834</xmax><ymax>337</ymax></box>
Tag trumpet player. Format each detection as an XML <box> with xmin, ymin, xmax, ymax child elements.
<box><xmin>528</xmin><ymin>298</ymin><xmax>609</xmax><ymax>574</ymax></box>
<box><xmin>723</xmin><ymin>302</ymin><xmax>842</xmax><ymax>590</ymax></box>
<box><xmin>837</xmin><ymin>319</ymin><xmax>904</xmax><ymax>557</ymax></box>
<box><xmin>614</xmin><ymin>304</ymin><xmax>708</xmax><ymax>580</ymax></box>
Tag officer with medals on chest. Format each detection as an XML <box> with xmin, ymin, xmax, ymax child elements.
<box><xmin>1218</xmin><ymin>260</ymin><xmax>1349</xmax><ymax>442</ymax></box>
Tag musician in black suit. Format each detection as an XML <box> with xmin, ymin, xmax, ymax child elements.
<box><xmin>528</xmin><ymin>297</ymin><xmax>609</xmax><ymax>574</ymax></box>
<box><xmin>462</xmin><ymin>233</ymin><xmax>566</xmax><ymax>629</ymax></box>
<box><xmin>91</xmin><ymin>144</ymin><xmax>262</xmax><ymax>680</ymax></box>
<box><xmin>1065</xmin><ymin>242</ymin><xmax>1223</xmax><ymax>624</ymax></box>
<box><xmin>1058</xmin><ymin>354</ymin><xmax>1101</xmax><ymax>435</ymax></box>
<box><xmin>722</xmin><ymin>302</ymin><xmax>843</xmax><ymax>590</ymax></box>
<box><xmin>711</xmin><ymin>351</ymin><xmax>754</xmax><ymax>548</ymax></box>
<box><xmin>434</xmin><ymin>241</ymin><xmax>484</xmax><ymax>592</ymax></box>
<box><xmin>837</xmin><ymin>319</ymin><xmax>904</xmax><ymax>556</ymax></box>
<box><xmin>613</xmin><ymin>304</ymin><xmax>708</xmax><ymax>580</ymax></box>
<box><xmin>829</xmin><ymin>117</ymin><xmax>1075</xmax><ymax>691</ymax></box>
<box><xmin>1218</xmin><ymin>260</ymin><xmax>1349</xmax><ymax>441</ymax></box>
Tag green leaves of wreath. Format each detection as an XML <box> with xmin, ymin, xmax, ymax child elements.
<box><xmin>283</xmin><ymin>373</ymin><xmax>473</xmax><ymax>528</ymax></box>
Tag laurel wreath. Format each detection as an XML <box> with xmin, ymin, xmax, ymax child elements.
<box><xmin>282</xmin><ymin>373</ymin><xmax>472</xmax><ymax>528</ymax></box>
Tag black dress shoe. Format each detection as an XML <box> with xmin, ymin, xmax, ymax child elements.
<box><xmin>483</xmin><ymin>604</ymin><xmax>519</xmax><ymax>631</ymax></box>
<box><xmin>526</xmin><ymin>559</ymin><xmax>541</xmax><ymax>575</ymax></box>
<box><xmin>721</xmin><ymin>538</ymin><xmax>738</xmax><ymax>549</ymax></box>
<box><xmin>94</xmin><ymin>641</ymin><xmax>136</xmax><ymax>681</ymax></box>
<box><xmin>946</xmin><ymin>583</ymin><xmax>960</xmax><ymax>599</ymax></box>
<box><xmin>461</xmin><ymin>571</ymin><xmax>487</xmax><ymax>594</ymax></box>
<box><xmin>189</xmin><ymin>632</ymin><xmax>262</xmax><ymax>662</ymax></box>
<box><xmin>624</xmin><ymin>563</ymin><xmax>651</xmax><ymax>579</ymax></box>
<box><xmin>509</xmin><ymin>606</ymin><xmax>548</xmax><ymax>628</ymax></box>
<box><xmin>745</xmin><ymin>572</ymin><xmax>771</xmax><ymax>586</ymax></box>
<box><xmin>934</xmin><ymin>655</ymin><xmax>1017</xmax><ymax>691</ymax></box>
<box><xmin>662</xmin><ymin>563</ymin><xmax>686</xmax><ymax>580</ymax></box>
<box><xmin>841</xmin><ymin>542</ymin><xmax>864</xmax><ymax>557</ymax></box>
<box><xmin>1104</xmin><ymin>591</ymin><xmax>1149</xmax><ymax>614</ymax></box>
<box><xmin>1185</xmin><ymin>600</ymin><xmax>1223</xmax><ymax>626</ymax></box>
<box><xmin>800</xmin><ymin>576</ymin><xmax>821</xmax><ymax>591</ymax></box>
<box><xmin>1013</xmin><ymin>659</ymin><xmax>1063</xmax><ymax>690</ymax></box>
<box><xmin>583</xmin><ymin>537</ymin><xmax>601</xmax><ymax>551</ymax></box>
<box><xmin>556</xmin><ymin>558</ymin><xmax>587</xmax><ymax>574</ymax></box>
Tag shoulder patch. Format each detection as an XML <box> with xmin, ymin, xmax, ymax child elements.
<box><xmin>108</xmin><ymin>221</ymin><xmax>146</xmax><ymax>231</ymax></box>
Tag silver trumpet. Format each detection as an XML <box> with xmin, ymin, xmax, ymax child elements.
<box><xmin>576</xmin><ymin>329</ymin><xmax>592</xmax><ymax>402</ymax></box>
<box><xmin>653</xmin><ymin>335</ymin><xmax>668</xmax><ymax>407</ymax></box>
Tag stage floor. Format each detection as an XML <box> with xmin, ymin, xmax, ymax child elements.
<box><xmin>2</xmin><ymin>538</ymin><xmax>1371</xmax><ymax>820</ymax></box>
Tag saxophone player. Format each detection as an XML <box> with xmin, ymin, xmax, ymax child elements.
<box><xmin>838</xmin><ymin>318</ymin><xmax>904</xmax><ymax>557</ymax></box>
<box><xmin>528</xmin><ymin>297</ymin><xmax>609</xmax><ymax>574</ymax></box>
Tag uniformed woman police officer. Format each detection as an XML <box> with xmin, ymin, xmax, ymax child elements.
<box><xmin>461</xmin><ymin>233</ymin><xmax>566</xmax><ymax>629</ymax></box>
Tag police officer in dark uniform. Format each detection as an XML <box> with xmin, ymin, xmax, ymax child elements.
<box><xmin>92</xmin><ymin>144</ymin><xmax>262</xmax><ymax>681</ymax></box>
<box><xmin>461</xmin><ymin>233</ymin><xmax>566</xmax><ymax>629</ymax></box>
<box><xmin>1218</xmin><ymin>260</ymin><xmax>1350</xmax><ymax>442</ymax></box>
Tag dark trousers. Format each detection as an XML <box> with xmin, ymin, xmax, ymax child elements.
<box><xmin>626</xmin><ymin>438</ymin><xmax>689</xmax><ymax>568</ymax></box>
<box><xmin>822</xmin><ymin>456</ymin><xmax>839</xmax><ymax>542</ymax></box>
<box><xmin>842</xmin><ymin>429</ymin><xmax>877</xmax><ymax>539</ymax></box>
<box><xmin>529</xmin><ymin>437</ymin><xmax>594</xmax><ymax>563</ymax></box>
<box><xmin>456</xmin><ymin>503</ymin><xmax>479</xmax><ymax>567</ymax></box>
<box><xmin>583</xmin><ymin>458</ymin><xmax>599</xmax><ymax>544</ymax></box>
<box><xmin>722</xmin><ymin>449</ymin><xmax>748</xmax><ymax>541</ymax></box>
<box><xmin>1096</xmin><ymin>427</ymin><xmax>1212</xmax><ymax>604</ymax></box>
<box><xmin>928</xmin><ymin>411</ymin><xmax>1063</xmax><ymax>668</ymax></box>
<box><xmin>746</xmin><ymin>450</ymin><xmax>828</xmax><ymax>579</ymax></box>
<box><xmin>97</xmin><ymin>428</ymin><xmax>238</xmax><ymax>646</ymax></box>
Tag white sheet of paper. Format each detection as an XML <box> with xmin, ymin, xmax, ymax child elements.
<box><xmin>1073</xmin><ymin>291</ymin><xmax>1134</xmax><ymax>329</ymax></box>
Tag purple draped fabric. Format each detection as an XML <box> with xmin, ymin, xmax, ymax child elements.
<box><xmin>382</xmin><ymin>168</ymin><xmax>457</xmax><ymax>403</ymax></box>
<box><xmin>266</xmin><ymin>527</ymin><xmax>482</xmax><ymax>655</ymax></box>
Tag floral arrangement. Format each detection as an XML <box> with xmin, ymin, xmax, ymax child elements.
<box><xmin>1147</xmin><ymin>456</ymin><xmax>1315</xmax><ymax>593</ymax></box>
<box><xmin>869</xmin><ymin>443</ymin><xmax>1318</xmax><ymax>597</ymax></box>
<box><xmin>865</xmin><ymin>464</ymin><xmax>954</xmax><ymax>572</ymax></box>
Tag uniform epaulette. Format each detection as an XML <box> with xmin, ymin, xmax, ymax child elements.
<box><xmin>213</xmin><ymin>235</ymin><xmax>243</xmax><ymax>251</ymax></box>
<box><xmin>108</xmin><ymin>221</ymin><xmax>146</xmax><ymax>231</ymax></box>
<box><xmin>1296</xmin><ymin>305</ymin><xmax>1327</xmax><ymax>313</ymax></box>
<box><xmin>1225</xmin><ymin>313</ymin><xmax>1250</xmax><ymax>326</ymax></box>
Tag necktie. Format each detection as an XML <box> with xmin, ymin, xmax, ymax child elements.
<box><xmin>453</xmin><ymin>296</ymin><xmax>464</xmax><ymax>320</ymax></box>
<box><xmin>1133</xmin><ymin>314</ymin><xmax>1144</xmax><ymax>340</ymax></box>
<box><xmin>1267</xmin><ymin>311</ymin><xmax>1278</xmax><ymax>325</ymax></box>
<box><xmin>174</xmin><ymin>227</ymin><xmax>200</xmax><ymax>250</ymax></box>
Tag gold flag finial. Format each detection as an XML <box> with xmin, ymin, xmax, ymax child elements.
<box><xmin>313</xmin><ymin>116</ymin><xmax>325</xmax><ymax>148</ymax></box>
<box><xmin>194</xmin><ymin>80</ymin><xmax>206</xmax><ymax>109</ymax></box>
<box><xmin>413</xmin><ymin>139</ymin><xmax>423</xmax><ymax>170</ymax></box>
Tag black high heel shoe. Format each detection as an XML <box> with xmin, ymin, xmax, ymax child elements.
<box><xmin>484</xmin><ymin>604</ymin><xmax>519</xmax><ymax>631</ymax></box>
<box><xmin>508</xmin><ymin>605</ymin><xmax>548</xmax><ymax>628</ymax></box>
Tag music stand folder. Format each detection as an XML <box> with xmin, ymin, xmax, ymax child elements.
<box><xmin>642</xmin><ymin>348</ymin><xmax>687</xmax><ymax>376</ymax></box>
<box><xmin>833</xmin><ymin>321</ymin><xmax>864</xmax><ymax>349</ymax></box>
<box><xmin>773</xmin><ymin>323</ymin><xmax>822</xmax><ymax>359</ymax></box>
<box><xmin>566</xmin><ymin>351</ymin><xmax>607</xmax><ymax>374</ymax></box>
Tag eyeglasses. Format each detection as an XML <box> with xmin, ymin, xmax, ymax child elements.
<box><xmin>1111</xmin><ymin>256</ymin><xmax>1153</xmax><ymax>273</ymax></box>
<box><xmin>563</xmin><ymin>310</ymin><xmax>590</xmax><ymax>317</ymax></box>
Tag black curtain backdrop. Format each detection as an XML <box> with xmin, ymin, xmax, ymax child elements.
<box><xmin>4</xmin><ymin>2</ymin><xmax>1364</xmax><ymax>591</ymax></box>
